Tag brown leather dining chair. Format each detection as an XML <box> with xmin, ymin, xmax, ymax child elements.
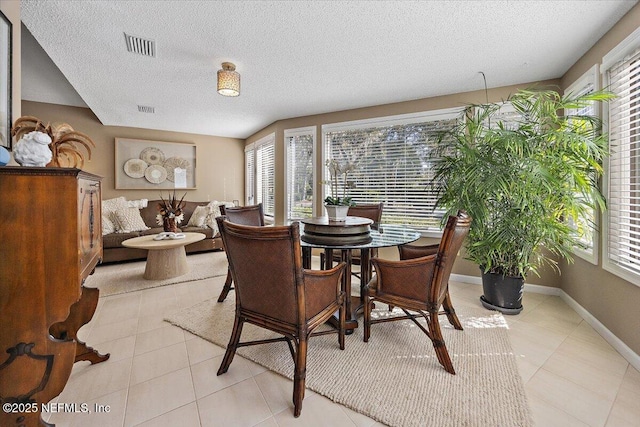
<box><xmin>216</xmin><ymin>203</ymin><xmax>265</xmax><ymax>302</ymax></box>
<box><xmin>363</xmin><ymin>210</ymin><xmax>471</xmax><ymax>374</ymax></box>
<box><xmin>215</xmin><ymin>217</ymin><xmax>346</xmax><ymax>417</ymax></box>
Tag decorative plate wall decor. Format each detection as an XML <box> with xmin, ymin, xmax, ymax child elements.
<box><xmin>123</xmin><ymin>158</ymin><xmax>148</xmax><ymax>178</ymax></box>
<box><xmin>115</xmin><ymin>138</ymin><xmax>196</xmax><ymax>189</ymax></box>
<box><xmin>139</xmin><ymin>147</ymin><xmax>165</xmax><ymax>165</ymax></box>
<box><xmin>144</xmin><ymin>164</ymin><xmax>167</xmax><ymax>184</ymax></box>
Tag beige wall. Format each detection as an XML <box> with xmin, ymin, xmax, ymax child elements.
<box><xmin>21</xmin><ymin>101</ymin><xmax>245</xmax><ymax>203</ymax></box>
<box><xmin>558</xmin><ymin>2</ymin><xmax>640</xmax><ymax>356</ymax></box>
<box><xmin>1</xmin><ymin>0</ymin><xmax>21</xmax><ymax>129</ymax></box>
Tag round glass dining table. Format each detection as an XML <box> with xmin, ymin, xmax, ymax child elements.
<box><xmin>298</xmin><ymin>221</ymin><xmax>421</xmax><ymax>332</ymax></box>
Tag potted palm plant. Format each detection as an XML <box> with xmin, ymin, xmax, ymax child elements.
<box><xmin>431</xmin><ymin>88</ymin><xmax>613</xmax><ymax>314</ymax></box>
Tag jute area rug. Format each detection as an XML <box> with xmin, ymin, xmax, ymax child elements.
<box><xmin>165</xmin><ymin>296</ymin><xmax>533</xmax><ymax>427</ymax></box>
<box><xmin>84</xmin><ymin>251</ymin><xmax>229</xmax><ymax>297</ymax></box>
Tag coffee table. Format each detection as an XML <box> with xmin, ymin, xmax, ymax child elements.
<box><xmin>122</xmin><ymin>232</ymin><xmax>206</xmax><ymax>280</ymax></box>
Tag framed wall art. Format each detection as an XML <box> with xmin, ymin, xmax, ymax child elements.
<box><xmin>0</xmin><ymin>11</ymin><xmax>12</xmax><ymax>150</ymax></box>
<box><xmin>115</xmin><ymin>138</ymin><xmax>196</xmax><ymax>190</ymax></box>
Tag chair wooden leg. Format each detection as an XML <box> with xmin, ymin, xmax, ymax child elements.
<box><xmin>293</xmin><ymin>337</ymin><xmax>308</xmax><ymax>417</ymax></box>
<box><xmin>443</xmin><ymin>289</ymin><xmax>463</xmax><ymax>330</ymax></box>
<box><xmin>338</xmin><ymin>297</ymin><xmax>345</xmax><ymax>350</ymax></box>
<box><xmin>428</xmin><ymin>311</ymin><xmax>455</xmax><ymax>375</ymax></box>
<box><xmin>217</xmin><ymin>314</ymin><xmax>244</xmax><ymax>375</ymax></box>
<box><xmin>217</xmin><ymin>269</ymin><xmax>233</xmax><ymax>302</ymax></box>
<box><xmin>363</xmin><ymin>295</ymin><xmax>371</xmax><ymax>342</ymax></box>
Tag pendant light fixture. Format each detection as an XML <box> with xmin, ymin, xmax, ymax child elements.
<box><xmin>217</xmin><ymin>62</ymin><xmax>240</xmax><ymax>97</ymax></box>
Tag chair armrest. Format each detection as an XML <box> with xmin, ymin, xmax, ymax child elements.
<box><xmin>398</xmin><ymin>242</ymin><xmax>439</xmax><ymax>260</ymax></box>
<box><xmin>303</xmin><ymin>262</ymin><xmax>346</xmax><ymax>318</ymax></box>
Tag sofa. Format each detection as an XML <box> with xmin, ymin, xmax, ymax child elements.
<box><xmin>101</xmin><ymin>197</ymin><xmax>232</xmax><ymax>263</ymax></box>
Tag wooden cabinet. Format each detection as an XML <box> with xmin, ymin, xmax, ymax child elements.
<box><xmin>0</xmin><ymin>167</ymin><xmax>109</xmax><ymax>427</ymax></box>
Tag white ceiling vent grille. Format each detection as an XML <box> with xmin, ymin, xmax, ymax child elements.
<box><xmin>137</xmin><ymin>105</ymin><xmax>155</xmax><ymax>114</ymax></box>
<box><xmin>125</xmin><ymin>33</ymin><xmax>156</xmax><ymax>57</ymax></box>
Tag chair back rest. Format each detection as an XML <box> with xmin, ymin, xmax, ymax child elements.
<box><xmin>216</xmin><ymin>217</ymin><xmax>301</xmax><ymax>325</ymax></box>
<box><xmin>220</xmin><ymin>203</ymin><xmax>265</xmax><ymax>226</ymax></box>
<box><xmin>432</xmin><ymin>210</ymin><xmax>471</xmax><ymax>304</ymax></box>
<box><xmin>347</xmin><ymin>203</ymin><xmax>383</xmax><ymax>228</ymax></box>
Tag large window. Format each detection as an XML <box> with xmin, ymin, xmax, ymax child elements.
<box><xmin>603</xmin><ymin>27</ymin><xmax>640</xmax><ymax>286</ymax></box>
<box><xmin>246</xmin><ymin>133</ymin><xmax>275</xmax><ymax>219</ymax></box>
<box><xmin>323</xmin><ymin>109</ymin><xmax>460</xmax><ymax>232</ymax></box>
<box><xmin>285</xmin><ymin>127</ymin><xmax>315</xmax><ymax>221</ymax></box>
<box><xmin>565</xmin><ymin>65</ymin><xmax>599</xmax><ymax>265</ymax></box>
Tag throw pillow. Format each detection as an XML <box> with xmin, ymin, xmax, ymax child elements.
<box><xmin>187</xmin><ymin>205</ymin><xmax>211</xmax><ymax>228</ymax></box>
<box><xmin>113</xmin><ymin>207</ymin><xmax>150</xmax><ymax>233</ymax></box>
<box><xmin>127</xmin><ymin>198</ymin><xmax>148</xmax><ymax>209</ymax></box>
<box><xmin>102</xmin><ymin>213</ymin><xmax>117</xmax><ymax>235</ymax></box>
<box><xmin>102</xmin><ymin>196</ymin><xmax>128</xmax><ymax>234</ymax></box>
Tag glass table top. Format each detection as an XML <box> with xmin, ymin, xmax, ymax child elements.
<box><xmin>298</xmin><ymin>223</ymin><xmax>421</xmax><ymax>249</ymax></box>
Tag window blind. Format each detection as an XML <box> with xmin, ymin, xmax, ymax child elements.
<box><xmin>324</xmin><ymin>116</ymin><xmax>458</xmax><ymax>231</ymax></box>
<box><xmin>255</xmin><ymin>137</ymin><xmax>275</xmax><ymax>217</ymax></box>
<box><xmin>244</xmin><ymin>147</ymin><xmax>255</xmax><ymax>205</ymax></box>
<box><xmin>606</xmin><ymin>47</ymin><xmax>640</xmax><ymax>279</ymax></box>
<box><xmin>286</xmin><ymin>131</ymin><xmax>314</xmax><ymax>221</ymax></box>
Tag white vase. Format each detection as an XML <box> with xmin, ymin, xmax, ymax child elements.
<box><xmin>13</xmin><ymin>131</ymin><xmax>53</xmax><ymax>167</ymax></box>
<box><xmin>325</xmin><ymin>204</ymin><xmax>349</xmax><ymax>222</ymax></box>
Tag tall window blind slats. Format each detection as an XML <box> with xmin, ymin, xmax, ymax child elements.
<box><xmin>256</xmin><ymin>140</ymin><xmax>275</xmax><ymax>217</ymax></box>
<box><xmin>606</xmin><ymin>47</ymin><xmax>640</xmax><ymax>279</ymax></box>
<box><xmin>245</xmin><ymin>149</ymin><xmax>255</xmax><ymax>205</ymax></box>
<box><xmin>325</xmin><ymin>118</ymin><xmax>457</xmax><ymax>231</ymax></box>
<box><xmin>286</xmin><ymin>133</ymin><xmax>314</xmax><ymax>220</ymax></box>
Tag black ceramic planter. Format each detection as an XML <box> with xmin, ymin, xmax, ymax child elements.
<box><xmin>480</xmin><ymin>269</ymin><xmax>524</xmax><ymax>315</ymax></box>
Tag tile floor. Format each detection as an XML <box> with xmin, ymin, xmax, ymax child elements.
<box><xmin>45</xmin><ymin>266</ymin><xmax>640</xmax><ymax>426</ymax></box>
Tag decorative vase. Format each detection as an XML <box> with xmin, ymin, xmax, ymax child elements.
<box><xmin>13</xmin><ymin>131</ymin><xmax>53</xmax><ymax>167</ymax></box>
<box><xmin>163</xmin><ymin>217</ymin><xmax>178</xmax><ymax>233</ymax></box>
<box><xmin>325</xmin><ymin>204</ymin><xmax>349</xmax><ymax>222</ymax></box>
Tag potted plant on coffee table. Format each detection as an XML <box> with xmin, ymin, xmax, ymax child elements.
<box><xmin>431</xmin><ymin>88</ymin><xmax>613</xmax><ymax>314</ymax></box>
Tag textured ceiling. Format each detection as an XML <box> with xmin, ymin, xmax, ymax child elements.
<box><xmin>20</xmin><ymin>0</ymin><xmax>638</xmax><ymax>139</ymax></box>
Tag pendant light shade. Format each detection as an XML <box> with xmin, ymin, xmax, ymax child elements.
<box><xmin>217</xmin><ymin>62</ymin><xmax>240</xmax><ymax>97</ymax></box>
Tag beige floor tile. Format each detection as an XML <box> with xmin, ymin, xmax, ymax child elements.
<box><xmin>341</xmin><ymin>405</ymin><xmax>379</xmax><ymax>427</ymax></box>
<box><xmin>89</xmin><ymin>317</ymin><xmax>139</xmax><ymax>345</ymax></box>
<box><xmin>526</xmin><ymin>368</ymin><xmax>614</xmax><ymax>427</ymax></box>
<box><xmin>620</xmin><ymin>365</ymin><xmax>640</xmax><ymax>393</ymax></box>
<box><xmin>606</xmin><ymin>369</ymin><xmax>640</xmax><ymax>427</ymax></box>
<box><xmin>507</xmin><ymin>320</ymin><xmax>568</xmax><ymax>367</ymax></box>
<box><xmin>93</xmin><ymin>335</ymin><xmax>136</xmax><ymax>363</ymax></box>
<box><xmin>542</xmin><ymin>350</ymin><xmax>625</xmax><ymax>400</ymax></box>
<box><xmin>197</xmin><ymin>378</ymin><xmax>272</xmax><ymax>427</ymax></box>
<box><xmin>254</xmin><ymin>370</ymin><xmax>297</xmax><ymax>414</ymax></box>
<box><xmin>191</xmin><ymin>354</ymin><xmax>255</xmax><ymax>399</ymax></box>
<box><xmin>58</xmin><ymin>357</ymin><xmax>132</xmax><ymax>404</ymax></box>
<box><xmin>136</xmin><ymin>402</ymin><xmax>201</xmax><ymax>427</ymax></box>
<box><xmin>124</xmin><ymin>367</ymin><xmax>196</xmax><ymax>426</ymax></box>
<box><xmin>138</xmin><ymin>295</ymin><xmax>178</xmax><ymax>318</ymax></box>
<box><xmin>130</xmin><ymin>341</ymin><xmax>190</xmax><ymax>386</ymax></box>
<box><xmin>555</xmin><ymin>337</ymin><xmax>629</xmax><ymax>377</ymax></box>
<box><xmin>186</xmin><ymin>336</ymin><xmax>226</xmax><ymax>365</ymax></box>
<box><xmin>47</xmin><ymin>387</ymin><xmax>128</xmax><ymax>427</ymax></box>
<box><xmin>94</xmin><ymin>293</ymin><xmax>141</xmax><ymax>325</ymax></box>
<box><xmin>273</xmin><ymin>393</ymin><xmax>357</xmax><ymax>427</ymax></box>
<box><xmin>516</xmin><ymin>356</ymin><xmax>540</xmax><ymax>384</ymax></box>
<box><xmin>569</xmin><ymin>320</ymin><xmax>615</xmax><ymax>349</ymax></box>
<box><xmin>252</xmin><ymin>417</ymin><xmax>279</xmax><ymax>427</ymax></box>
<box><xmin>527</xmin><ymin>394</ymin><xmax>590</xmax><ymax>427</ymax></box>
<box><xmin>137</xmin><ymin>312</ymin><xmax>175</xmax><ymax>334</ymax></box>
<box><xmin>134</xmin><ymin>324</ymin><xmax>185</xmax><ymax>356</ymax></box>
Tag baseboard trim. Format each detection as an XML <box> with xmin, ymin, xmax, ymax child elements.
<box><xmin>450</xmin><ymin>273</ymin><xmax>640</xmax><ymax>371</ymax></box>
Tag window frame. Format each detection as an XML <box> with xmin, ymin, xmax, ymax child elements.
<box><xmin>602</xmin><ymin>26</ymin><xmax>640</xmax><ymax>287</ymax></box>
<box><xmin>284</xmin><ymin>126</ymin><xmax>316</xmax><ymax>221</ymax></box>
<box><xmin>565</xmin><ymin>64</ymin><xmax>600</xmax><ymax>265</ymax></box>
<box><xmin>246</xmin><ymin>133</ymin><xmax>276</xmax><ymax>221</ymax></box>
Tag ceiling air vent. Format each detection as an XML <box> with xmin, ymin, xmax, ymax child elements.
<box><xmin>137</xmin><ymin>105</ymin><xmax>155</xmax><ymax>114</ymax></box>
<box><xmin>124</xmin><ymin>33</ymin><xmax>156</xmax><ymax>57</ymax></box>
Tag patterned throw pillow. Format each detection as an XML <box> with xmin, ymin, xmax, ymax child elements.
<box><xmin>101</xmin><ymin>197</ymin><xmax>128</xmax><ymax>235</ymax></box>
<box><xmin>186</xmin><ymin>205</ymin><xmax>211</xmax><ymax>228</ymax></box>
<box><xmin>205</xmin><ymin>201</ymin><xmax>236</xmax><ymax>234</ymax></box>
<box><xmin>113</xmin><ymin>207</ymin><xmax>150</xmax><ymax>233</ymax></box>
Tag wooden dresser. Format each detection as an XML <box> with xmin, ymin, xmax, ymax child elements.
<box><xmin>0</xmin><ymin>167</ymin><xmax>109</xmax><ymax>427</ymax></box>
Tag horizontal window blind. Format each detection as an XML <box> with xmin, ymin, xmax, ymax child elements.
<box><xmin>244</xmin><ymin>147</ymin><xmax>255</xmax><ymax>205</ymax></box>
<box><xmin>286</xmin><ymin>132</ymin><xmax>314</xmax><ymax>220</ymax></box>
<box><xmin>324</xmin><ymin>116</ymin><xmax>458</xmax><ymax>231</ymax></box>
<box><xmin>256</xmin><ymin>137</ymin><xmax>275</xmax><ymax>217</ymax></box>
<box><xmin>606</xmin><ymin>47</ymin><xmax>640</xmax><ymax>278</ymax></box>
